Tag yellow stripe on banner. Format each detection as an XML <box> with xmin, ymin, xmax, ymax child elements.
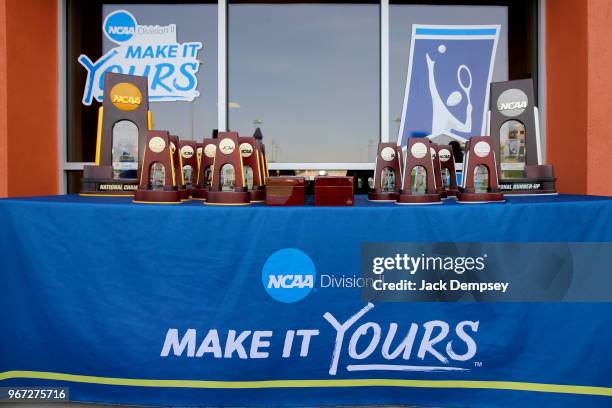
<box><xmin>0</xmin><ymin>371</ymin><xmax>611</xmax><ymax>397</ymax></box>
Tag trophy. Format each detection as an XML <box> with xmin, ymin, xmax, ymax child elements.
<box><xmin>266</xmin><ymin>177</ymin><xmax>306</xmax><ymax>206</ymax></box>
<box><xmin>314</xmin><ymin>176</ymin><xmax>354</xmax><ymax>206</ymax></box>
<box><xmin>437</xmin><ymin>144</ymin><xmax>459</xmax><ymax>197</ymax></box>
<box><xmin>397</xmin><ymin>139</ymin><xmax>441</xmax><ymax>205</ymax></box>
<box><xmin>81</xmin><ymin>72</ymin><xmax>152</xmax><ymax>196</ymax></box>
<box><xmin>488</xmin><ymin>78</ymin><xmax>556</xmax><ymax>194</ymax></box>
<box><xmin>191</xmin><ymin>138</ymin><xmax>217</xmax><ymax>200</ymax></box>
<box><xmin>205</xmin><ymin>131</ymin><xmax>251</xmax><ymax>205</ymax></box>
<box><xmin>456</xmin><ymin>136</ymin><xmax>505</xmax><ymax>203</ymax></box>
<box><xmin>179</xmin><ymin>139</ymin><xmax>199</xmax><ymax>198</ymax></box>
<box><xmin>239</xmin><ymin>136</ymin><xmax>266</xmax><ymax>202</ymax></box>
<box><xmin>169</xmin><ymin>135</ymin><xmax>188</xmax><ymax>201</ymax></box>
<box><xmin>133</xmin><ymin>130</ymin><xmax>181</xmax><ymax>204</ymax></box>
<box><xmin>368</xmin><ymin>143</ymin><xmax>402</xmax><ymax>202</ymax></box>
<box><xmin>430</xmin><ymin>144</ymin><xmax>447</xmax><ymax>199</ymax></box>
<box><xmin>253</xmin><ymin>127</ymin><xmax>269</xmax><ymax>185</ymax></box>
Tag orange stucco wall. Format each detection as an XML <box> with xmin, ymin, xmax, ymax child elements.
<box><xmin>586</xmin><ymin>0</ymin><xmax>612</xmax><ymax>196</ymax></box>
<box><xmin>546</xmin><ymin>0</ymin><xmax>588</xmax><ymax>194</ymax></box>
<box><xmin>0</xmin><ymin>0</ymin><xmax>58</xmax><ymax>198</ymax></box>
<box><xmin>0</xmin><ymin>1</ymin><xmax>8</xmax><ymax>198</ymax></box>
<box><xmin>547</xmin><ymin>0</ymin><xmax>612</xmax><ymax>195</ymax></box>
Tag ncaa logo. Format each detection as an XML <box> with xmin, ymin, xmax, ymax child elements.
<box><xmin>262</xmin><ymin>248</ymin><xmax>316</xmax><ymax>303</ymax></box>
<box><xmin>104</xmin><ymin>10</ymin><xmax>137</xmax><ymax>44</ymax></box>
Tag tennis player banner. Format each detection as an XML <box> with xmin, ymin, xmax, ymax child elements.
<box><xmin>397</xmin><ymin>25</ymin><xmax>500</xmax><ymax>147</ymax></box>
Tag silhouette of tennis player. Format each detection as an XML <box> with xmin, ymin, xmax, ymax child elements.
<box><xmin>426</xmin><ymin>46</ymin><xmax>473</xmax><ymax>138</ymax></box>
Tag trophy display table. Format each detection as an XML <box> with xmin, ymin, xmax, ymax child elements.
<box><xmin>1</xmin><ymin>194</ymin><xmax>612</xmax><ymax>408</ymax></box>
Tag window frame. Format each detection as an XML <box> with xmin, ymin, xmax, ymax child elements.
<box><xmin>58</xmin><ymin>0</ymin><xmax>546</xmax><ymax>192</ymax></box>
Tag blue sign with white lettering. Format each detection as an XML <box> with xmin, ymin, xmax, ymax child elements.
<box><xmin>79</xmin><ymin>9</ymin><xmax>203</xmax><ymax>105</ymax></box>
<box><xmin>397</xmin><ymin>25</ymin><xmax>500</xmax><ymax>147</ymax></box>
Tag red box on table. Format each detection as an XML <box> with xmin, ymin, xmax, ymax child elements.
<box><xmin>314</xmin><ymin>176</ymin><xmax>354</xmax><ymax>206</ymax></box>
<box><xmin>265</xmin><ymin>177</ymin><xmax>306</xmax><ymax>206</ymax></box>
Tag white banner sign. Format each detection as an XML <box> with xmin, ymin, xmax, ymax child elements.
<box><xmin>79</xmin><ymin>10</ymin><xmax>203</xmax><ymax>105</ymax></box>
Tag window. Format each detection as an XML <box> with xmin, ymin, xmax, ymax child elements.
<box><xmin>228</xmin><ymin>1</ymin><xmax>380</xmax><ymax>165</ymax></box>
<box><xmin>65</xmin><ymin>0</ymin><xmax>218</xmax><ymax>191</ymax></box>
<box><xmin>62</xmin><ymin>0</ymin><xmax>540</xmax><ymax>192</ymax></box>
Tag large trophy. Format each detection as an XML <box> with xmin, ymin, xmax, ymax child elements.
<box><xmin>133</xmin><ymin>130</ymin><xmax>181</xmax><ymax>204</ymax></box>
<box><xmin>239</xmin><ymin>136</ymin><xmax>266</xmax><ymax>202</ymax></box>
<box><xmin>205</xmin><ymin>132</ymin><xmax>251</xmax><ymax>205</ymax></box>
<box><xmin>437</xmin><ymin>144</ymin><xmax>459</xmax><ymax>197</ymax></box>
<box><xmin>169</xmin><ymin>135</ymin><xmax>188</xmax><ymax>201</ymax></box>
<box><xmin>488</xmin><ymin>79</ymin><xmax>556</xmax><ymax>194</ymax></box>
<box><xmin>397</xmin><ymin>139</ymin><xmax>441</xmax><ymax>205</ymax></box>
<box><xmin>179</xmin><ymin>139</ymin><xmax>199</xmax><ymax>198</ymax></box>
<box><xmin>368</xmin><ymin>143</ymin><xmax>402</xmax><ymax>202</ymax></box>
<box><xmin>456</xmin><ymin>136</ymin><xmax>504</xmax><ymax>203</ymax></box>
<box><xmin>81</xmin><ymin>73</ymin><xmax>152</xmax><ymax>195</ymax></box>
<box><xmin>192</xmin><ymin>138</ymin><xmax>217</xmax><ymax>200</ymax></box>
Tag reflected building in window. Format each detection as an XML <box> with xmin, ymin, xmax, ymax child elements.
<box><xmin>183</xmin><ymin>165</ymin><xmax>194</xmax><ymax>188</ymax></box>
<box><xmin>474</xmin><ymin>164</ymin><xmax>489</xmax><ymax>193</ymax></box>
<box><xmin>220</xmin><ymin>164</ymin><xmax>236</xmax><ymax>191</ymax></box>
<box><xmin>381</xmin><ymin>168</ymin><xmax>396</xmax><ymax>192</ymax></box>
<box><xmin>499</xmin><ymin>120</ymin><xmax>526</xmax><ymax>178</ymax></box>
<box><xmin>411</xmin><ymin>166</ymin><xmax>427</xmax><ymax>194</ymax></box>
<box><xmin>149</xmin><ymin>162</ymin><xmax>165</xmax><ymax>191</ymax></box>
<box><xmin>244</xmin><ymin>166</ymin><xmax>254</xmax><ymax>190</ymax></box>
<box><xmin>111</xmin><ymin>120</ymin><xmax>139</xmax><ymax>179</ymax></box>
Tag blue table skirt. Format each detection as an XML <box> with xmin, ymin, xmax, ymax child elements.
<box><xmin>1</xmin><ymin>194</ymin><xmax>611</xmax><ymax>407</ymax></box>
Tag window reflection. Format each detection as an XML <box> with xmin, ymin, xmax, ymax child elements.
<box><xmin>183</xmin><ymin>165</ymin><xmax>194</xmax><ymax>188</ymax></box>
<box><xmin>244</xmin><ymin>165</ymin><xmax>254</xmax><ymax>190</ymax></box>
<box><xmin>204</xmin><ymin>166</ymin><xmax>213</xmax><ymax>187</ymax></box>
<box><xmin>474</xmin><ymin>164</ymin><xmax>489</xmax><ymax>193</ymax></box>
<box><xmin>149</xmin><ymin>162</ymin><xmax>165</xmax><ymax>191</ymax></box>
<box><xmin>441</xmin><ymin>167</ymin><xmax>450</xmax><ymax>189</ymax></box>
<box><xmin>112</xmin><ymin>120</ymin><xmax>138</xmax><ymax>179</ymax></box>
<box><xmin>229</xmin><ymin>3</ymin><xmax>379</xmax><ymax>163</ymax></box>
<box><xmin>410</xmin><ymin>166</ymin><xmax>427</xmax><ymax>194</ymax></box>
<box><xmin>500</xmin><ymin>119</ymin><xmax>526</xmax><ymax>178</ymax></box>
<box><xmin>220</xmin><ymin>164</ymin><xmax>235</xmax><ymax>191</ymax></box>
<box><xmin>381</xmin><ymin>167</ymin><xmax>396</xmax><ymax>192</ymax></box>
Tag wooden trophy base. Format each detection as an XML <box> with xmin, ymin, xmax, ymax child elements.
<box><xmin>499</xmin><ymin>165</ymin><xmax>557</xmax><ymax>195</ymax></box>
<box><xmin>368</xmin><ymin>191</ymin><xmax>398</xmax><ymax>202</ymax></box>
<box><xmin>499</xmin><ymin>179</ymin><xmax>557</xmax><ymax>195</ymax></box>
<box><xmin>396</xmin><ymin>193</ymin><xmax>442</xmax><ymax>205</ymax></box>
<box><xmin>133</xmin><ymin>189</ymin><xmax>182</xmax><ymax>204</ymax></box>
<box><xmin>444</xmin><ymin>188</ymin><xmax>458</xmax><ymax>199</ymax></box>
<box><xmin>80</xmin><ymin>179</ymin><xmax>138</xmax><ymax>196</ymax></box>
<box><xmin>456</xmin><ymin>191</ymin><xmax>505</xmax><ymax>203</ymax></box>
<box><xmin>250</xmin><ymin>187</ymin><xmax>266</xmax><ymax>203</ymax></box>
<box><xmin>191</xmin><ymin>187</ymin><xmax>209</xmax><ymax>200</ymax></box>
<box><xmin>80</xmin><ymin>165</ymin><xmax>138</xmax><ymax>196</ymax></box>
<box><xmin>205</xmin><ymin>191</ymin><xmax>251</xmax><ymax>206</ymax></box>
<box><xmin>179</xmin><ymin>188</ymin><xmax>190</xmax><ymax>201</ymax></box>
